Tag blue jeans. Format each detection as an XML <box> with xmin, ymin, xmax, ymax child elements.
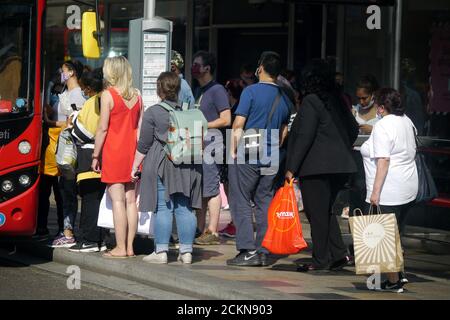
<box><xmin>155</xmin><ymin>178</ymin><xmax>196</xmax><ymax>254</ymax></box>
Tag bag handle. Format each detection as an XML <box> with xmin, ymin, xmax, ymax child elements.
<box><xmin>284</xmin><ymin>178</ymin><xmax>295</xmax><ymax>187</ymax></box>
<box><xmin>368</xmin><ymin>205</ymin><xmax>382</xmax><ymax>215</ymax></box>
<box><xmin>353</xmin><ymin>205</ymin><xmax>382</xmax><ymax>216</ymax></box>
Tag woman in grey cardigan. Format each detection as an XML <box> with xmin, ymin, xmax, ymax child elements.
<box><xmin>131</xmin><ymin>72</ymin><xmax>202</xmax><ymax>264</ymax></box>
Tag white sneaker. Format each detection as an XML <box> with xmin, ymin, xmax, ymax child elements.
<box><xmin>177</xmin><ymin>252</ymin><xmax>192</xmax><ymax>264</ymax></box>
<box><xmin>143</xmin><ymin>251</ymin><xmax>168</xmax><ymax>264</ymax></box>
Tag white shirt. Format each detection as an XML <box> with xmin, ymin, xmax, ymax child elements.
<box><xmin>56</xmin><ymin>87</ymin><xmax>86</xmax><ymax>121</ymax></box>
<box><xmin>360</xmin><ymin>114</ymin><xmax>418</xmax><ymax>206</ymax></box>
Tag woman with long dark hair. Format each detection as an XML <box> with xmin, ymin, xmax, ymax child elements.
<box><xmin>285</xmin><ymin>59</ymin><xmax>359</xmax><ymax>272</ymax></box>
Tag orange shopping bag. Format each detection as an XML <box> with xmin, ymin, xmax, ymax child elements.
<box><xmin>262</xmin><ymin>179</ymin><xmax>307</xmax><ymax>255</ymax></box>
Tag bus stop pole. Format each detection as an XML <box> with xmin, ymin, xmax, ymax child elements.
<box><xmin>393</xmin><ymin>0</ymin><xmax>402</xmax><ymax>90</ymax></box>
<box><xmin>144</xmin><ymin>0</ymin><xmax>156</xmax><ymax>20</ymax></box>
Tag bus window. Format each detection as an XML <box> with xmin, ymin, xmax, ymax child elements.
<box><xmin>0</xmin><ymin>4</ymin><xmax>31</xmax><ymax>116</ymax></box>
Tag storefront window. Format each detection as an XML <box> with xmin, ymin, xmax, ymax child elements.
<box><xmin>44</xmin><ymin>0</ymin><xmax>187</xmax><ymax>85</ymax></box>
<box><xmin>342</xmin><ymin>5</ymin><xmax>395</xmax><ymax>99</ymax></box>
<box><xmin>401</xmin><ymin>0</ymin><xmax>450</xmax><ymax>139</ymax></box>
<box><xmin>213</xmin><ymin>0</ymin><xmax>286</xmax><ymax>25</ymax></box>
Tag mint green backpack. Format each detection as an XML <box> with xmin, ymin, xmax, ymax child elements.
<box><xmin>158</xmin><ymin>102</ymin><xmax>208</xmax><ymax>164</ymax></box>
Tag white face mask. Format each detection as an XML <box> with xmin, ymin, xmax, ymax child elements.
<box><xmin>358</xmin><ymin>97</ymin><xmax>374</xmax><ymax>110</ymax></box>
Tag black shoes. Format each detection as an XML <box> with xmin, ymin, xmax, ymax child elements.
<box><xmin>379</xmin><ymin>280</ymin><xmax>404</xmax><ymax>293</ymax></box>
<box><xmin>296</xmin><ymin>264</ymin><xmax>330</xmax><ymax>273</ymax></box>
<box><xmin>399</xmin><ymin>271</ymin><xmax>409</xmax><ymax>284</ymax></box>
<box><xmin>69</xmin><ymin>241</ymin><xmax>107</xmax><ymax>253</ymax></box>
<box><xmin>329</xmin><ymin>256</ymin><xmax>352</xmax><ymax>271</ymax></box>
<box><xmin>227</xmin><ymin>250</ymin><xmax>262</xmax><ymax>266</ymax></box>
<box><xmin>259</xmin><ymin>253</ymin><xmax>270</xmax><ymax>267</ymax></box>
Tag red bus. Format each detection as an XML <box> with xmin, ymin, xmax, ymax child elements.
<box><xmin>0</xmin><ymin>0</ymin><xmax>44</xmax><ymax>235</ymax></box>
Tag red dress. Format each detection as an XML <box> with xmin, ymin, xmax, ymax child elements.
<box><xmin>101</xmin><ymin>88</ymin><xmax>141</xmax><ymax>184</ymax></box>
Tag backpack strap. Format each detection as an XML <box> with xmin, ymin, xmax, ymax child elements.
<box><xmin>158</xmin><ymin>101</ymin><xmax>176</xmax><ymax>112</ymax></box>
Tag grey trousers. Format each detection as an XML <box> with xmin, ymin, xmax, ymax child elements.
<box><xmin>228</xmin><ymin>163</ymin><xmax>276</xmax><ymax>253</ymax></box>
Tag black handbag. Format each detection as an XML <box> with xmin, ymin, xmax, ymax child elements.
<box><xmin>414</xmin><ymin>131</ymin><xmax>438</xmax><ymax>203</ymax></box>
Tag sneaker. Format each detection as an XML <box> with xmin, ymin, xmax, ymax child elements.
<box><xmin>51</xmin><ymin>235</ymin><xmax>76</xmax><ymax>248</ymax></box>
<box><xmin>226</xmin><ymin>250</ymin><xmax>262</xmax><ymax>266</ymax></box>
<box><xmin>379</xmin><ymin>280</ymin><xmax>404</xmax><ymax>293</ymax></box>
<box><xmin>218</xmin><ymin>222</ymin><xmax>236</xmax><ymax>238</ymax></box>
<box><xmin>194</xmin><ymin>230</ymin><xmax>220</xmax><ymax>245</ymax></box>
<box><xmin>399</xmin><ymin>272</ymin><xmax>409</xmax><ymax>284</ymax></box>
<box><xmin>69</xmin><ymin>241</ymin><xmax>105</xmax><ymax>253</ymax></box>
<box><xmin>259</xmin><ymin>253</ymin><xmax>270</xmax><ymax>267</ymax></box>
<box><xmin>178</xmin><ymin>252</ymin><xmax>192</xmax><ymax>264</ymax></box>
<box><xmin>143</xmin><ymin>251</ymin><xmax>168</xmax><ymax>264</ymax></box>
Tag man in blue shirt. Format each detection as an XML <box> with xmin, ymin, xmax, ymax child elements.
<box><xmin>227</xmin><ymin>51</ymin><xmax>291</xmax><ymax>266</ymax></box>
<box><xmin>191</xmin><ymin>51</ymin><xmax>231</xmax><ymax>245</ymax></box>
<box><xmin>171</xmin><ymin>50</ymin><xmax>195</xmax><ymax>109</ymax></box>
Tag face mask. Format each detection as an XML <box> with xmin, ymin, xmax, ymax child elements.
<box><xmin>61</xmin><ymin>72</ymin><xmax>71</xmax><ymax>84</ymax></box>
<box><xmin>254</xmin><ymin>67</ymin><xmax>261</xmax><ymax>80</ymax></box>
<box><xmin>82</xmin><ymin>91</ymin><xmax>90</xmax><ymax>100</ymax></box>
<box><xmin>359</xmin><ymin>97</ymin><xmax>375</xmax><ymax>110</ymax></box>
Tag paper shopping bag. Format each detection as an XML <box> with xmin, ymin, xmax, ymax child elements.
<box><xmin>97</xmin><ymin>187</ymin><xmax>155</xmax><ymax>237</ymax></box>
<box><xmin>262</xmin><ymin>179</ymin><xmax>308</xmax><ymax>255</ymax></box>
<box><xmin>349</xmin><ymin>207</ymin><xmax>404</xmax><ymax>275</ymax></box>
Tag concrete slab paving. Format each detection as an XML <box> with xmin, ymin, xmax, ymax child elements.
<box><xmin>3</xmin><ymin>205</ymin><xmax>448</xmax><ymax>300</ymax></box>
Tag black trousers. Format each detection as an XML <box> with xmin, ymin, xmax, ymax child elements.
<box><xmin>348</xmin><ymin>150</ymin><xmax>367</xmax><ymax>214</ymax></box>
<box><xmin>300</xmin><ymin>174</ymin><xmax>349</xmax><ymax>268</ymax></box>
<box><xmin>78</xmin><ymin>178</ymin><xmax>106</xmax><ymax>243</ymax></box>
<box><xmin>37</xmin><ymin>175</ymin><xmax>64</xmax><ymax>233</ymax></box>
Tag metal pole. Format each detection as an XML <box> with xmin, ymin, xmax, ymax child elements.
<box><xmin>393</xmin><ymin>0</ymin><xmax>402</xmax><ymax>90</ymax></box>
<box><xmin>185</xmin><ymin>0</ymin><xmax>194</xmax><ymax>85</ymax></box>
<box><xmin>336</xmin><ymin>5</ymin><xmax>345</xmax><ymax>72</ymax></box>
<box><xmin>144</xmin><ymin>0</ymin><xmax>156</xmax><ymax>20</ymax></box>
<box><xmin>321</xmin><ymin>4</ymin><xmax>327</xmax><ymax>59</ymax></box>
<box><xmin>287</xmin><ymin>2</ymin><xmax>295</xmax><ymax>70</ymax></box>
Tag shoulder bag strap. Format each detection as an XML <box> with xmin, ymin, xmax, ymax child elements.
<box><xmin>264</xmin><ymin>87</ymin><xmax>282</xmax><ymax>129</ymax></box>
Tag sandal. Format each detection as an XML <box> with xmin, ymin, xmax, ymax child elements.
<box><xmin>102</xmin><ymin>251</ymin><xmax>127</xmax><ymax>259</ymax></box>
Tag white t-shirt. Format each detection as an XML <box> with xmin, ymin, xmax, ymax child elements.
<box><xmin>360</xmin><ymin>114</ymin><xmax>418</xmax><ymax>206</ymax></box>
<box><xmin>56</xmin><ymin>87</ymin><xmax>86</xmax><ymax>121</ymax></box>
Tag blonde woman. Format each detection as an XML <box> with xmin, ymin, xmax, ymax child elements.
<box><xmin>92</xmin><ymin>56</ymin><xmax>143</xmax><ymax>258</ymax></box>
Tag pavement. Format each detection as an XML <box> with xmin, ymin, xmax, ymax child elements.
<box><xmin>1</xmin><ymin>204</ymin><xmax>450</xmax><ymax>300</ymax></box>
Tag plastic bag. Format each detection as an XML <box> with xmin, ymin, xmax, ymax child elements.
<box><xmin>55</xmin><ymin>128</ymin><xmax>77</xmax><ymax>178</ymax></box>
<box><xmin>262</xmin><ymin>179</ymin><xmax>308</xmax><ymax>255</ymax></box>
<box><xmin>98</xmin><ymin>181</ymin><xmax>155</xmax><ymax>237</ymax></box>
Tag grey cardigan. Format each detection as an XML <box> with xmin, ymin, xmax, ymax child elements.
<box><xmin>137</xmin><ymin>100</ymin><xmax>202</xmax><ymax>212</ymax></box>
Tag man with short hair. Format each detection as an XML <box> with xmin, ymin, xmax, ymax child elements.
<box><xmin>192</xmin><ymin>51</ymin><xmax>231</xmax><ymax>245</ymax></box>
<box><xmin>171</xmin><ymin>50</ymin><xmax>195</xmax><ymax>109</ymax></box>
<box><xmin>227</xmin><ymin>51</ymin><xmax>291</xmax><ymax>266</ymax></box>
